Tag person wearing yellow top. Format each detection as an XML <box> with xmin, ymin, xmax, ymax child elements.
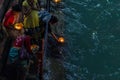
<box><xmin>22</xmin><ymin>0</ymin><xmax>40</xmax><ymax>36</ymax></box>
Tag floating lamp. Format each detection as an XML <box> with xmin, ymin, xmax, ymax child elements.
<box><xmin>31</xmin><ymin>44</ymin><xmax>39</xmax><ymax>50</ymax></box>
<box><xmin>14</xmin><ymin>23</ymin><xmax>23</xmax><ymax>30</ymax></box>
<box><xmin>31</xmin><ymin>44</ymin><xmax>39</xmax><ymax>53</ymax></box>
<box><xmin>58</xmin><ymin>37</ymin><xmax>65</xmax><ymax>43</ymax></box>
<box><xmin>53</xmin><ymin>0</ymin><xmax>61</xmax><ymax>3</ymax></box>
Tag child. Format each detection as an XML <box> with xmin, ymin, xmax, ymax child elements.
<box><xmin>7</xmin><ymin>26</ymin><xmax>32</xmax><ymax>80</ymax></box>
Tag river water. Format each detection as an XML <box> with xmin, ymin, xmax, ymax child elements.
<box><xmin>1</xmin><ymin>0</ymin><xmax>120</xmax><ymax>80</ymax></box>
<box><xmin>63</xmin><ymin>0</ymin><xmax>120</xmax><ymax>80</ymax></box>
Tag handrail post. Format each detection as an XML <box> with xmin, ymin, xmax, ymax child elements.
<box><xmin>38</xmin><ymin>0</ymin><xmax>51</xmax><ymax>79</ymax></box>
<box><xmin>38</xmin><ymin>22</ymin><xmax>49</xmax><ymax>80</ymax></box>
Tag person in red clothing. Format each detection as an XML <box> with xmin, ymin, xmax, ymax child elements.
<box><xmin>1</xmin><ymin>4</ymin><xmax>28</xmax><ymax>80</ymax></box>
<box><xmin>1</xmin><ymin>4</ymin><xmax>22</xmax><ymax>60</ymax></box>
<box><xmin>3</xmin><ymin>3</ymin><xmax>22</xmax><ymax>38</ymax></box>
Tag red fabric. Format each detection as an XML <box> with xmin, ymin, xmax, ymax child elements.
<box><xmin>13</xmin><ymin>35</ymin><xmax>32</xmax><ymax>53</ymax></box>
<box><xmin>3</xmin><ymin>10</ymin><xmax>15</xmax><ymax>28</ymax></box>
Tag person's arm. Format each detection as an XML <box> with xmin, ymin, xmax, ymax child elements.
<box><xmin>19</xmin><ymin>12</ymin><xmax>24</xmax><ymax>22</ymax></box>
<box><xmin>30</xmin><ymin>3</ymin><xmax>40</xmax><ymax>11</ymax></box>
<box><xmin>50</xmin><ymin>32</ymin><xmax>58</xmax><ymax>41</ymax></box>
<box><xmin>27</xmin><ymin>0</ymin><xmax>40</xmax><ymax>11</ymax></box>
<box><xmin>22</xmin><ymin>6</ymin><xmax>31</xmax><ymax>16</ymax></box>
<box><xmin>48</xmin><ymin>25</ymin><xmax>58</xmax><ymax>41</ymax></box>
<box><xmin>36</xmin><ymin>1</ymin><xmax>41</xmax><ymax>10</ymax></box>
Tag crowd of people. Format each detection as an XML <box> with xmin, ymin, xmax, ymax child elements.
<box><xmin>0</xmin><ymin>0</ymin><xmax>59</xmax><ymax>80</ymax></box>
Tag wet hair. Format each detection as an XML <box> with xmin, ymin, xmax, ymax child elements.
<box><xmin>12</xmin><ymin>4</ymin><xmax>22</xmax><ymax>12</ymax></box>
<box><xmin>49</xmin><ymin>15</ymin><xmax>58</xmax><ymax>24</ymax></box>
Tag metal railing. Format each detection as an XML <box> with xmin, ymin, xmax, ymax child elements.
<box><xmin>38</xmin><ymin>0</ymin><xmax>50</xmax><ymax>79</ymax></box>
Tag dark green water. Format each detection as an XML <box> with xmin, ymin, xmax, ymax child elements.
<box><xmin>63</xmin><ymin>0</ymin><xmax>120</xmax><ymax>80</ymax></box>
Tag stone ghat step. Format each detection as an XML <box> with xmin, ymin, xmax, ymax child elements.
<box><xmin>0</xmin><ymin>74</ymin><xmax>38</xmax><ymax>80</ymax></box>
